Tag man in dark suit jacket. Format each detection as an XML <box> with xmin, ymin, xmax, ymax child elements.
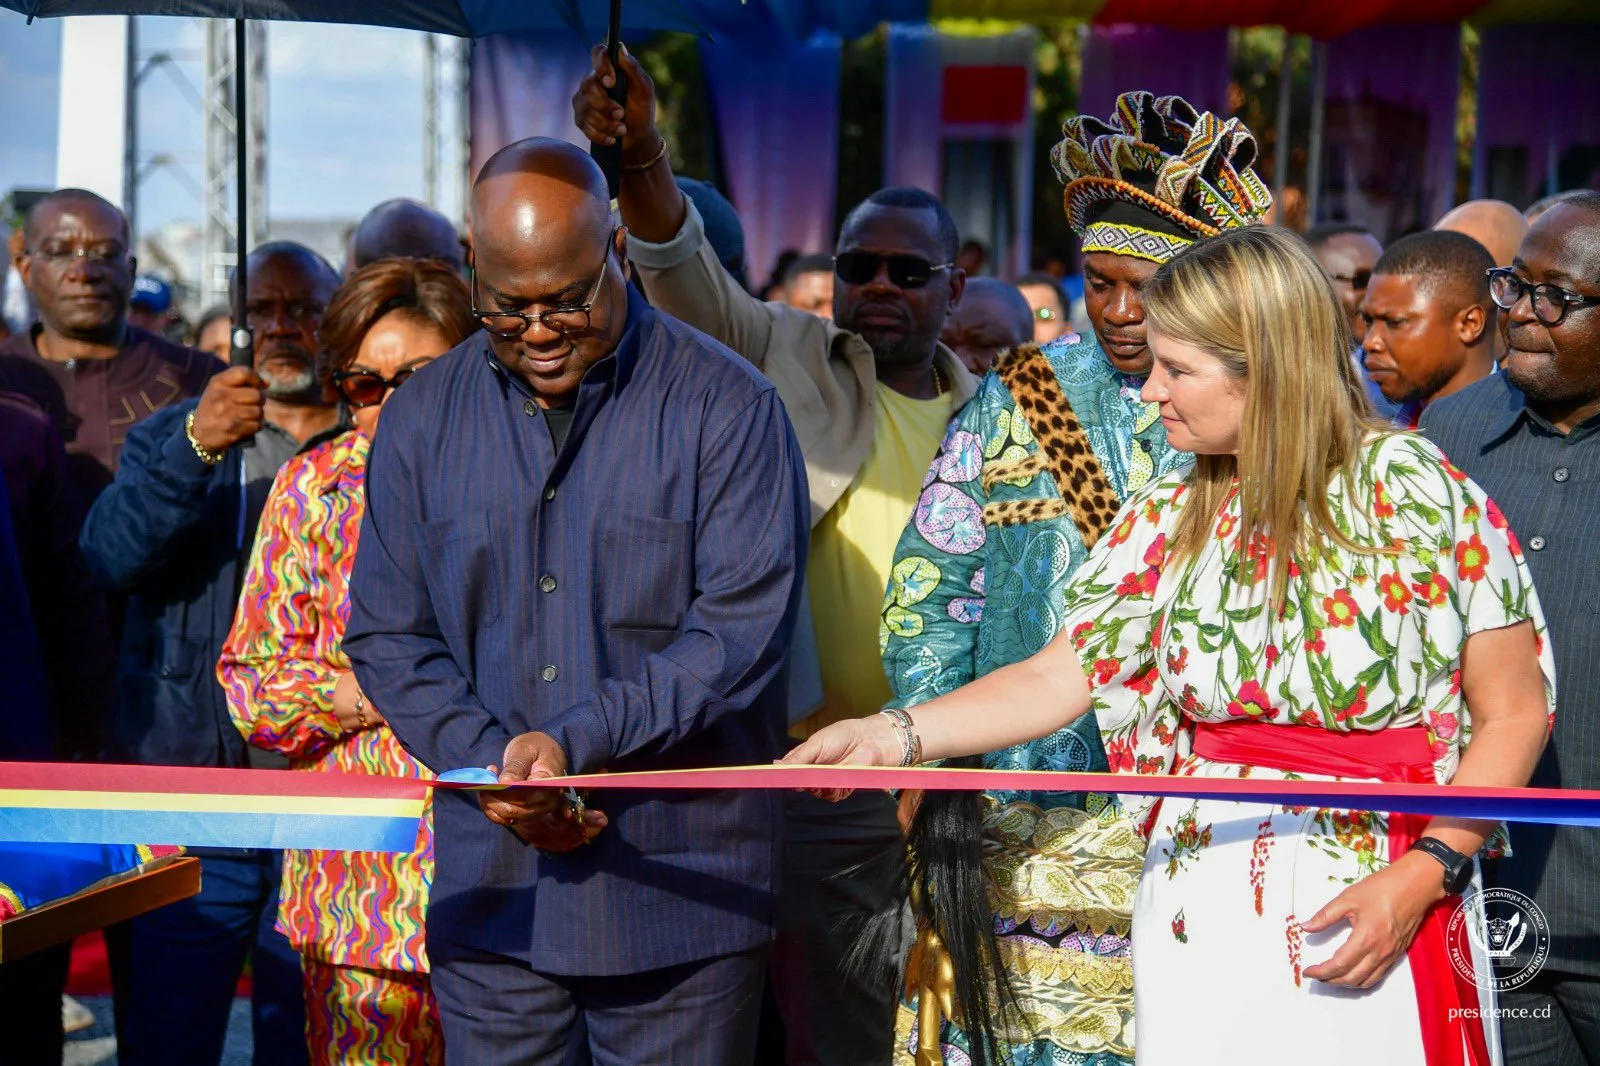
<box><xmin>344</xmin><ymin>138</ymin><xmax>807</xmax><ymax>1065</ymax></box>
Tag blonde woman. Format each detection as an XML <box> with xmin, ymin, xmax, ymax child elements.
<box><xmin>787</xmin><ymin>227</ymin><xmax>1554</xmax><ymax>1066</ymax></box>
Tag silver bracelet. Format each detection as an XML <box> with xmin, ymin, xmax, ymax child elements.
<box><xmin>878</xmin><ymin>709</ymin><xmax>922</xmax><ymax>767</ymax></box>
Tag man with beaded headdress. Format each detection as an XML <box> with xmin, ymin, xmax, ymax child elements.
<box><xmin>880</xmin><ymin>91</ymin><xmax>1272</xmax><ymax>1066</ymax></box>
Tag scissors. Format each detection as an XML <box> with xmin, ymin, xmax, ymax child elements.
<box><xmin>563</xmin><ymin>786</ymin><xmax>587</xmax><ymax>824</ymax></box>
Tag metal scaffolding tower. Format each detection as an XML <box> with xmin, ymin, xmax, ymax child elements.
<box><xmin>456</xmin><ymin>36</ymin><xmax>472</xmax><ymax>226</ymax></box>
<box><xmin>422</xmin><ymin>33</ymin><xmax>473</xmax><ymax>222</ymax></box>
<box><xmin>424</xmin><ymin>34</ymin><xmax>440</xmax><ymax>208</ymax></box>
<box><xmin>202</xmin><ymin>19</ymin><xmax>267</xmax><ymax>313</ymax></box>
<box><xmin>124</xmin><ymin>18</ymin><xmax>208</xmax><ymax>247</ymax></box>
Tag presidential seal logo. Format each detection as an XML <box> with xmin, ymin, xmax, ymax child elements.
<box><xmin>1446</xmin><ymin>887</ymin><xmax>1550</xmax><ymax>992</ymax></box>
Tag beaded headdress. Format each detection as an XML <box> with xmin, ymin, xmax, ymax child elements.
<box><xmin>1052</xmin><ymin>91</ymin><xmax>1273</xmax><ymax>263</ymax></box>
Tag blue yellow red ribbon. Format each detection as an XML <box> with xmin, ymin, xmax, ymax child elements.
<box><xmin>3</xmin><ymin>762</ymin><xmax>1600</xmax><ymax>854</ymax></box>
<box><xmin>0</xmin><ymin>763</ymin><xmax>425</xmax><ymax>853</ymax></box>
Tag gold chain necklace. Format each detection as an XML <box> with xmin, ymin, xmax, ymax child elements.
<box><xmin>932</xmin><ymin>363</ymin><xmax>946</xmax><ymax>396</ymax></box>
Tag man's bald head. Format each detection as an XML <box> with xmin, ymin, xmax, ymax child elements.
<box><xmin>962</xmin><ymin>277</ymin><xmax>1034</xmax><ymax>341</ymax></box>
<box><xmin>470</xmin><ymin>138</ymin><xmax>613</xmax><ymax>266</ymax></box>
<box><xmin>941</xmin><ymin>277</ymin><xmax>1034</xmax><ymax>375</ymax></box>
<box><xmin>1435</xmin><ymin>199</ymin><xmax>1528</xmax><ymax>266</ymax></box>
<box><xmin>468</xmin><ymin>138</ymin><xmax>631</xmax><ymax>406</ymax></box>
<box><xmin>351</xmin><ymin>198</ymin><xmax>463</xmax><ymax>272</ymax></box>
<box><xmin>233</xmin><ymin>240</ymin><xmax>340</xmax><ymax>300</ymax></box>
<box><xmin>24</xmin><ymin>188</ymin><xmax>129</xmax><ymax>248</ymax></box>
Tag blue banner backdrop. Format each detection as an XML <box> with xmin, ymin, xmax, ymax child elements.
<box><xmin>1320</xmin><ymin>23</ymin><xmax>1462</xmax><ymax>240</ymax></box>
<box><xmin>1078</xmin><ymin>23</ymin><xmax>1231</xmax><ymax>124</ymax></box>
<box><xmin>1475</xmin><ymin>23</ymin><xmax>1600</xmax><ymax>207</ymax></box>
<box><xmin>469</xmin><ymin>28</ymin><xmax>596</xmax><ymax>184</ymax></box>
<box><xmin>884</xmin><ymin>24</ymin><xmax>1037</xmax><ymax>278</ymax></box>
<box><xmin>699</xmin><ymin>19</ymin><xmax>843</xmax><ymax>290</ymax></box>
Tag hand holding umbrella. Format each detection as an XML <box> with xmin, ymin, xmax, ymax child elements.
<box><xmin>575</xmin><ymin>41</ymin><xmax>659</xmax><ymax>166</ymax></box>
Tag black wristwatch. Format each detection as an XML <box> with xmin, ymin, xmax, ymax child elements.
<box><xmin>1409</xmin><ymin>837</ymin><xmax>1473</xmax><ymax>895</ymax></box>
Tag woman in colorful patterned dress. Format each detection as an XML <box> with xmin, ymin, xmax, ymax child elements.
<box><xmin>788</xmin><ymin>226</ymin><xmax>1554</xmax><ymax>1066</ymax></box>
<box><xmin>219</xmin><ymin>259</ymin><xmax>477</xmax><ymax>1064</ymax></box>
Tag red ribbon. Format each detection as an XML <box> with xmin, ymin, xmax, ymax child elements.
<box><xmin>1193</xmin><ymin>722</ymin><xmax>1489</xmax><ymax>1066</ymax></box>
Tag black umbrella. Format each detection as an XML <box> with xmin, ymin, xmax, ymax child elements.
<box><xmin>4</xmin><ymin>0</ymin><xmax>722</xmax><ymax>365</ymax></box>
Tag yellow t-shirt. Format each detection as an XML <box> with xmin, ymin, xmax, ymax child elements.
<box><xmin>795</xmin><ymin>381</ymin><xmax>953</xmax><ymax>738</ymax></box>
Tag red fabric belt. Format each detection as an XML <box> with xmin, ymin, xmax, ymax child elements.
<box><xmin>1193</xmin><ymin>721</ymin><xmax>1488</xmax><ymax>1066</ymax></box>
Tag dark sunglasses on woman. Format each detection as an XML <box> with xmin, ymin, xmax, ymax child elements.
<box><xmin>833</xmin><ymin>252</ymin><xmax>954</xmax><ymax>289</ymax></box>
<box><xmin>333</xmin><ymin>368</ymin><xmax>417</xmax><ymax>409</ymax></box>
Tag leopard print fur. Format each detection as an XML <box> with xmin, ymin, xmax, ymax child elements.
<box><xmin>983</xmin><ymin>497</ymin><xmax>1069</xmax><ymax>526</ymax></box>
<box><xmin>994</xmin><ymin>344</ymin><xmax>1123</xmax><ymax>548</ymax></box>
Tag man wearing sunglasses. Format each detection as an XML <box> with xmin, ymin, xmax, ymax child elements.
<box><xmin>77</xmin><ymin>241</ymin><xmax>344</xmax><ymax>1066</ymax></box>
<box><xmin>1360</xmin><ymin>230</ymin><xmax>1498</xmax><ymax>428</ymax></box>
<box><xmin>1305</xmin><ymin>222</ymin><xmax>1383</xmax><ymax>345</ymax></box>
<box><xmin>1420</xmin><ymin>194</ymin><xmax>1600</xmax><ymax>1066</ymax></box>
<box><xmin>343</xmin><ymin>137</ymin><xmax>807</xmax><ymax>1065</ymax></box>
<box><xmin>575</xmin><ymin>46</ymin><xmax>979</xmax><ymax>1065</ymax></box>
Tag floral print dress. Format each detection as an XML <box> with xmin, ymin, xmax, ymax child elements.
<box><xmin>1057</xmin><ymin>433</ymin><xmax>1554</xmax><ymax>1066</ymax></box>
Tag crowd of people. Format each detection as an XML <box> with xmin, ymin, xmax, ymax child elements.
<box><xmin>0</xmin><ymin>40</ymin><xmax>1596</xmax><ymax>1066</ymax></box>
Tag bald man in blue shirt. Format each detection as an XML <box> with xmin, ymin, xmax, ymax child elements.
<box><xmin>345</xmin><ymin>138</ymin><xmax>808</xmax><ymax>1066</ymax></box>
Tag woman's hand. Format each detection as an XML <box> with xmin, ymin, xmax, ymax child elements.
<box><xmin>1300</xmin><ymin>849</ymin><xmax>1446</xmax><ymax>988</ymax></box>
<box><xmin>780</xmin><ymin>715</ymin><xmax>904</xmax><ymax>802</ymax></box>
<box><xmin>331</xmin><ymin>671</ymin><xmax>385</xmax><ymax>734</ymax></box>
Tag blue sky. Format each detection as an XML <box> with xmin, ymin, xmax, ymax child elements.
<box><xmin>0</xmin><ymin>11</ymin><xmax>463</xmax><ymax>232</ymax></box>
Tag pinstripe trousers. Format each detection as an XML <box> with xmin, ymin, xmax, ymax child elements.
<box><xmin>429</xmin><ymin>940</ymin><xmax>766</xmax><ymax>1066</ymax></box>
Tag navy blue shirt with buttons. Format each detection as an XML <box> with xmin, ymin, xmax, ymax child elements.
<box><xmin>344</xmin><ymin>286</ymin><xmax>809</xmax><ymax>975</ymax></box>
<box><xmin>1421</xmin><ymin>371</ymin><xmax>1600</xmax><ymax>975</ymax></box>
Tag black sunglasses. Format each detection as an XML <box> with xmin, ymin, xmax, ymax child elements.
<box><xmin>833</xmin><ymin>252</ymin><xmax>954</xmax><ymax>289</ymax></box>
<box><xmin>333</xmin><ymin>368</ymin><xmax>417</xmax><ymax>409</ymax></box>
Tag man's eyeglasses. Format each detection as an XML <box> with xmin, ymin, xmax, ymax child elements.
<box><xmin>833</xmin><ymin>253</ymin><xmax>954</xmax><ymax>290</ymax></box>
<box><xmin>472</xmin><ymin>233</ymin><xmax>613</xmax><ymax>340</ymax></box>
<box><xmin>333</xmin><ymin>368</ymin><xmax>418</xmax><ymax>409</ymax></box>
<box><xmin>26</xmin><ymin>245</ymin><xmax>131</xmax><ymax>270</ymax></box>
<box><xmin>1328</xmin><ymin>269</ymin><xmax>1373</xmax><ymax>290</ymax></box>
<box><xmin>1487</xmin><ymin>267</ymin><xmax>1600</xmax><ymax>327</ymax></box>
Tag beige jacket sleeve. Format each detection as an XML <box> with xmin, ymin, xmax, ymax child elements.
<box><xmin>627</xmin><ymin>202</ymin><xmax>875</xmax><ymax>524</ymax></box>
<box><xmin>624</xmin><ymin>198</ymin><xmax>786</xmax><ymax>372</ymax></box>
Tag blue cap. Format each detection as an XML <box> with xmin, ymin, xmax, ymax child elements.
<box><xmin>131</xmin><ymin>275</ymin><xmax>173</xmax><ymax>313</ymax></box>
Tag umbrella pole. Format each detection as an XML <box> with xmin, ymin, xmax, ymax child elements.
<box><xmin>590</xmin><ymin>0</ymin><xmax>628</xmax><ymax>198</ymax></box>
<box><xmin>230</xmin><ymin>16</ymin><xmax>253</xmax><ymax>371</ymax></box>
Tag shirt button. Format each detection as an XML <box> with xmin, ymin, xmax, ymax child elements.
<box><xmin>541</xmin><ymin>665</ymin><xmax>559</xmax><ymax>683</ymax></box>
<box><xmin>524</xmin><ymin>400</ymin><xmax>538</xmax><ymax>417</ymax></box>
<box><xmin>1529</xmin><ymin>535</ymin><xmax>1547</xmax><ymax>552</ymax></box>
<box><xmin>543</xmin><ymin>486</ymin><xmax>557</xmax><ymax>502</ymax></box>
<box><xmin>539</xmin><ymin>574</ymin><xmax>557</xmax><ymax>593</ymax></box>
<box><xmin>1554</xmin><ymin>467</ymin><xmax>1570</xmax><ymax>482</ymax></box>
